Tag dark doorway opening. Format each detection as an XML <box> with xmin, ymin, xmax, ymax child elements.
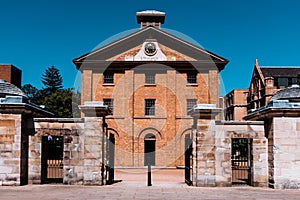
<box><xmin>41</xmin><ymin>136</ymin><xmax>64</xmax><ymax>184</ymax></box>
<box><xmin>144</xmin><ymin>133</ymin><xmax>156</xmax><ymax>166</ymax></box>
<box><xmin>231</xmin><ymin>138</ymin><xmax>252</xmax><ymax>185</ymax></box>
<box><xmin>184</xmin><ymin>133</ymin><xmax>192</xmax><ymax>185</ymax></box>
<box><xmin>106</xmin><ymin>133</ymin><xmax>115</xmax><ymax>184</ymax></box>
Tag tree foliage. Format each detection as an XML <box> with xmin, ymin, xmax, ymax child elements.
<box><xmin>21</xmin><ymin>66</ymin><xmax>81</xmax><ymax>118</ymax></box>
<box><xmin>43</xmin><ymin>89</ymin><xmax>81</xmax><ymax>118</ymax></box>
<box><xmin>21</xmin><ymin>84</ymin><xmax>46</xmax><ymax>105</ymax></box>
<box><xmin>41</xmin><ymin>65</ymin><xmax>63</xmax><ymax>95</ymax></box>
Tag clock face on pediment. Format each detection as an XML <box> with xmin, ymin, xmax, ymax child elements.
<box><xmin>144</xmin><ymin>42</ymin><xmax>157</xmax><ymax>56</ymax></box>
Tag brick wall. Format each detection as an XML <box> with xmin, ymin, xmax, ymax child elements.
<box><xmin>88</xmin><ymin>67</ymin><xmax>217</xmax><ymax>167</ymax></box>
<box><xmin>0</xmin><ymin>65</ymin><xmax>22</xmax><ymax>88</ymax></box>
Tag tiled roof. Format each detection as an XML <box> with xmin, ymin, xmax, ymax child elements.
<box><xmin>260</xmin><ymin>67</ymin><xmax>300</xmax><ymax>78</ymax></box>
<box><xmin>0</xmin><ymin>80</ymin><xmax>27</xmax><ymax>98</ymax></box>
<box><xmin>270</xmin><ymin>85</ymin><xmax>300</xmax><ymax>101</ymax></box>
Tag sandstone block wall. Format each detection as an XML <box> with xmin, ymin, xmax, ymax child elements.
<box><xmin>269</xmin><ymin>117</ymin><xmax>300</xmax><ymax>189</ymax></box>
<box><xmin>215</xmin><ymin>122</ymin><xmax>268</xmax><ymax>187</ymax></box>
<box><xmin>192</xmin><ymin>118</ymin><xmax>268</xmax><ymax>187</ymax></box>
<box><xmin>29</xmin><ymin>119</ymin><xmax>84</xmax><ymax>185</ymax></box>
<box><xmin>0</xmin><ymin>114</ymin><xmax>22</xmax><ymax>186</ymax></box>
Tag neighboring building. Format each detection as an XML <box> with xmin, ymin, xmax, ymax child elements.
<box><xmin>0</xmin><ymin>64</ymin><xmax>22</xmax><ymax>88</ymax></box>
<box><xmin>245</xmin><ymin>85</ymin><xmax>300</xmax><ymax>189</ymax></box>
<box><xmin>0</xmin><ymin>79</ymin><xmax>52</xmax><ymax>186</ymax></box>
<box><xmin>247</xmin><ymin>59</ymin><xmax>300</xmax><ymax>111</ymax></box>
<box><xmin>73</xmin><ymin>10</ymin><xmax>228</xmax><ymax>167</ymax></box>
<box><xmin>223</xmin><ymin>89</ymin><xmax>248</xmax><ymax>120</ymax></box>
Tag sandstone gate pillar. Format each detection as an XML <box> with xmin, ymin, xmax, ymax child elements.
<box><xmin>189</xmin><ymin>104</ymin><xmax>221</xmax><ymax>187</ymax></box>
<box><xmin>80</xmin><ymin>102</ymin><xmax>111</xmax><ymax>186</ymax></box>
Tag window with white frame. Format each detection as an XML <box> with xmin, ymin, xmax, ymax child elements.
<box><xmin>145</xmin><ymin>99</ymin><xmax>155</xmax><ymax>116</ymax></box>
<box><xmin>187</xmin><ymin>99</ymin><xmax>197</xmax><ymax>114</ymax></box>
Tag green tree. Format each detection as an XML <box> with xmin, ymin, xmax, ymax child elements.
<box><xmin>21</xmin><ymin>83</ymin><xmax>42</xmax><ymax>104</ymax></box>
<box><xmin>43</xmin><ymin>89</ymin><xmax>81</xmax><ymax>118</ymax></box>
<box><xmin>41</xmin><ymin>65</ymin><xmax>63</xmax><ymax>95</ymax></box>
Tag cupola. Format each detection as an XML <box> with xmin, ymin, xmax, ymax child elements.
<box><xmin>136</xmin><ymin>10</ymin><xmax>165</xmax><ymax>29</ymax></box>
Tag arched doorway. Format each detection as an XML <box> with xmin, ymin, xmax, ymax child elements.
<box><xmin>144</xmin><ymin>133</ymin><xmax>156</xmax><ymax>166</ymax></box>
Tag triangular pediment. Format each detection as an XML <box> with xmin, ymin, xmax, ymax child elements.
<box><xmin>73</xmin><ymin>27</ymin><xmax>228</xmax><ymax>70</ymax></box>
<box><xmin>107</xmin><ymin>43</ymin><xmax>196</xmax><ymax>61</ymax></box>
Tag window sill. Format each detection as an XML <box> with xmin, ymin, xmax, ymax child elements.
<box><xmin>144</xmin><ymin>84</ymin><xmax>156</xmax><ymax>87</ymax></box>
<box><xmin>186</xmin><ymin>83</ymin><xmax>198</xmax><ymax>87</ymax></box>
<box><xmin>103</xmin><ymin>83</ymin><xmax>115</xmax><ymax>86</ymax></box>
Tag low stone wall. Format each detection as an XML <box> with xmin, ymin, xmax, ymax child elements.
<box><xmin>215</xmin><ymin>121</ymin><xmax>268</xmax><ymax>187</ymax></box>
<box><xmin>191</xmin><ymin>117</ymin><xmax>268</xmax><ymax>187</ymax></box>
<box><xmin>29</xmin><ymin>118</ymin><xmax>84</xmax><ymax>185</ymax></box>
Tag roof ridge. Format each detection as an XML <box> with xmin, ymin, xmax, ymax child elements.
<box><xmin>260</xmin><ymin>66</ymin><xmax>300</xmax><ymax>68</ymax></box>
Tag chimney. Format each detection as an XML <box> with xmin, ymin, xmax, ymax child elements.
<box><xmin>136</xmin><ymin>10</ymin><xmax>165</xmax><ymax>29</ymax></box>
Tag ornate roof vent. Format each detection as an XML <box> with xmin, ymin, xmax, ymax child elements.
<box><xmin>136</xmin><ymin>10</ymin><xmax>165</xmax><ymax>29</ymax></box>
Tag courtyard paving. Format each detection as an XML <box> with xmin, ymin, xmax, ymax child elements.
<box><xmin>1</xmin><ymin>169</ymin><xmax>300</xmax><ymax>200</ymax></box>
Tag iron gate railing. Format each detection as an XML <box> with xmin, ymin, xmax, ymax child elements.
<box><xmin>41</xmin><ymin>136</ymin><xmax>64</xmax><ymax>184</ymax></box>
<box><xmin>231</xmin><ymin>138</ymin><xmax>252</xmax><ymax>185</ymax></box>
<box><xmin>47</xmin><ymin>159</ymin><xmax>64</xmax><ymax>179</ymax></box>
<box><xmin>232</xmin><ymin>158</ymin><xmax>249</xmax><ymax>184</ymax></box>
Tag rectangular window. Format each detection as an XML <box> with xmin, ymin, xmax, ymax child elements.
<box><xmin>187</xmin><ymin>73</ymin><xmax>197</xmax><ymax>84</ymax></box>
<box><xmin>104</xmin><ymin>73</ymin><xmax>114</xmax><ymax>84</ymax></box>
<box><xmin>277</xmin><ymin>77</ymin><xmax>288</xmax><ymax>88</ymax></box>
<box><xmin>187</xmin><ymin>99</ymin><xmax>197</xmax><ymax>114</ymax></box>
<box><xmin>145</xmin><ymin>73</ymin><xmax>155</xmax><ymax>84</ymax></box>
<box><xmin>103</xmin><ymin>98</ymin><xmax>114</xmax><ymax>114</ymax></box>
<box><xmin>291</xmin><ymin>77</ymin><xmax>298</xmax><ymax>86</ymax></box>
<box><xmin>145</xmin><ymin>99</ymin><xmax>155</xmax><ymax>116</ymax></box>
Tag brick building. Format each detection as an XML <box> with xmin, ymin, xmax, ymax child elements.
<box><xmin>223</xmin><ymin>89</ymin><xmax>248</xmax><ymax>120</ymax></box>
<box><xmin>73</xmin><ymin>10</ymin><xmax>228</xmax><ymax>167</ymax></box>
<box><xmin>223</xmin><ymin>60</ymin><xmax>300</xmax><ymax>121</ymax></box>
<box><xmin>1</xmin><ymin>10</ymin><xmax>300</xmax><ymax>189</ymax></box>
<box><xmin>247</xmin><ymin>59</ymin><xmax>300</xmax><ymax>111</ymax></box>
<box><xmin>0</xmin><ymin>64</ymin><xmax>22</xmax><ymax>88</ymax></box>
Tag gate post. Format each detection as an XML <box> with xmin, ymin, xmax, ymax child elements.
<box><xmin>80</xmin><ymin>102</ymin><xmax>112</xmax><ymax>186</ymax></box>
<box><xmin>188</xmin><ymin>104</ymin><xmax>221</xmax><ymax>187</ymax></box>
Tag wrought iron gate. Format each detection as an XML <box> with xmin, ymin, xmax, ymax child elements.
<box><xmin>231</xmin><ymin>138</ymin><xmax>252</xmax><ymax>185</ymax></box>
<box><xmin>41</xmin><ymin>136</ymin><xmax>64</xmax><ymax>184</ymax></box>
<box><xmin>185</xmin><ymin>134</ymin><xmax>192</xmax><ymax>185</ymax></box>
<box><xmin>106</xmin><ymin>134</ymin><xmax>115</xmax><ymax>184</ymax></box>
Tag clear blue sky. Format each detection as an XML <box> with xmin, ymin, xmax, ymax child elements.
<box><xmin>1</xmin><ymin>0</ymin><xmax>300</xmax><ymax>95</ymax></box>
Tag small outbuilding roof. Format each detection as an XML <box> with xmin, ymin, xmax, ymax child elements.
<box><xmin>269</xmin><ymin>85</ymin><xmax>300</xmax><ymax>102</ymax></box>
<box><xmin>0</xmin><ymin>79</ymin><xmax>27</xmax><ymax>98</ymax></box>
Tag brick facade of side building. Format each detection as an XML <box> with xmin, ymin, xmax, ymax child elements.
<box><xmin>224</xmin><ymin>89</ymin><xmax>248</xmax><ymax>120</ymax></box>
